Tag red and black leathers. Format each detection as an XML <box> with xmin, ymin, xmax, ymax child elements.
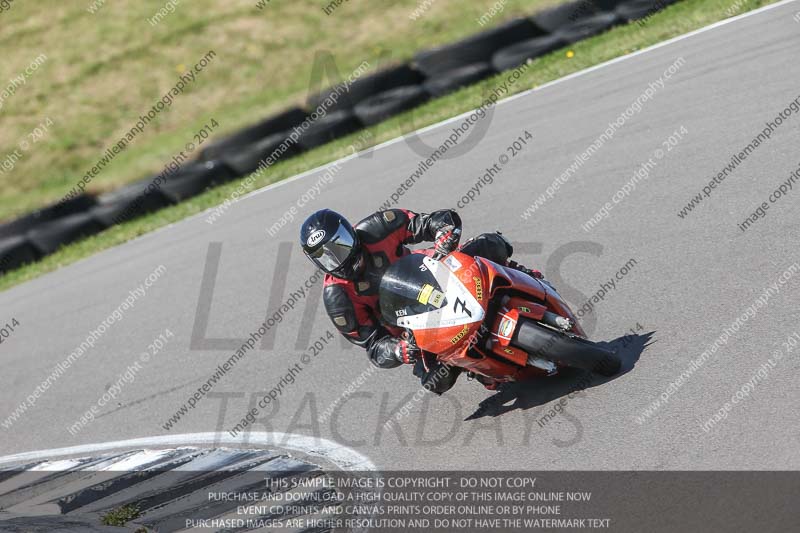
<box><xmin>322</xmin><ymin>206</ymin><xmax>522</xmax><ymax>361</ymax></box>
<box><xmin>322</xmin><ymin>208</ymin><xmax>462</xmax><ymax>369</ymax></box>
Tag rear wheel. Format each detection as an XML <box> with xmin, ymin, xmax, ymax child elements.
<box><xmin>513</xmin><ymin>319</ymin><xmax>621</xmax><ymax>376</ymax></box>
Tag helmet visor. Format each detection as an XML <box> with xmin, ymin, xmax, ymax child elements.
<box><xmin>308</xmin><ymin>224</ymin><xmax>358</xmax><ymax>273</ymax></box>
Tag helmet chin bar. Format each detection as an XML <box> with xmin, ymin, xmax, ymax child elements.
<box><xmin>330</xmin><ymin>250</ymin><xmax>365</xmax><ymax>280</ymax></box>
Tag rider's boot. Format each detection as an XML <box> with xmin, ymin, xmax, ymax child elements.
<box><xmin>469</xmin><ymin>372</ymin><xmax>501</xmax><ymax>391</ymax></box>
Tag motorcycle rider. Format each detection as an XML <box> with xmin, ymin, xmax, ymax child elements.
<box><xmin>300</xmin><ymin>208</ymin><xmax>546</xmax><ymax>394</ymax></box>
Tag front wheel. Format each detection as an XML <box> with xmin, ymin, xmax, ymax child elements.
<box><xmin>512</xmin><ymin>319</ymin><xmax>621</xmax><ymax>377</ymax></box>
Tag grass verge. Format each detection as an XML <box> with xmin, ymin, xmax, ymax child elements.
<box><xmin>0</xmin><ymin>0</ymin><xmax>778</xmax><ymax>292</ymax></box>
<box><xmin>0</xmin><ymin>0</ymin><xmax>561</xmax><ymax>221</ymax></box>
<box><xmin>100</xmin><ymin>503</ymin><xmax>141</xmax><ymax>526</ymax></box>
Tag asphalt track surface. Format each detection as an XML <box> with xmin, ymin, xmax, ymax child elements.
<box><xmin>2</xmin><ymin>1</ymin><xmax>799</xmax><ymax>472</ymax></box>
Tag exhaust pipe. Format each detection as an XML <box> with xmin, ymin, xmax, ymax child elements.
<box><xmin>542</xmin><ymin>311</ymin><xmax>572</xmax><ymax>331</ymax></box>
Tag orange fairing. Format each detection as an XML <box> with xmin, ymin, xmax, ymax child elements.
<box><xmin>379</xmin><ymin>250</ymin><xmax>588</xmax><ymax>383</ymax></box>
<box><xmin>477</xmin><ymin>256</ymin><xmax>548</xmax><ymax>302</ymax></box>
<box><xmin>412</xmin><ymin>252</ymin><xmax>487</xmax><ymax>358</ymax></box>
<box><xmin>479</xmin><ymin>256</ymin><xmax>586</xmax><ymax>338</ymax></box>
<box><xmin>490</xmin><ymin>344</ymin><xmax>528</xmax><ymax>367</ymax></box>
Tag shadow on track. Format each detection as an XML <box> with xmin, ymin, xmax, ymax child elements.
<box><xmin>465</xmin><ymin>331</ymin><xmax>655</xmax><ymax>420</ymax></box>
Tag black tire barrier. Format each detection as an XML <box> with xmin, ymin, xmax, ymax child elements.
<box><xmin>590</xmin><ymin>0</ymin><xmax>630</xmax><ymax>10</ymax></box>
<box><xmin>0</xmin><ymin>236</ymin><xmax>39</xmax><ymax>273</ymax></box>
<box><xmin>353</xmin><ymin>85</ymin><xmax>431</xmax><ymax>126</ymax></box>
<box><xmin>159</xmin><ymin>160</ymin><xmax>237</xmax><ymax>203</ymax></box>
<box><xmin>491</xmin><ymin>35</ymin><xmax>569</xmax><ymax>72</ymax></box>
<box><xmin>615</xmin><ymin>0</ymin><xmax>676</xmax><ymax>22</ymax></box>
<box><xmin>0</xmin><ymin>194</ymin><xmax>96</xmax><ymax>240</ymax></box>
<box><xmin>413</xmin><ymin>17</ymin><xmax>545</xmax><ymax>78</ymax></box>
<box><xmin>422</xmin><ymin>62</ymin><xmax>496</xmax><ymax>97</ymax></box>
<box><xmin>220</xmin><ymin>133</ymin><xmax>299</xmax><ymax>176</ymax></box>
<box><xmin>26</xmin><ymin>212</ymin><xmax>106</xmax><ymax>256</ymax></box>
<box><xmin>531</xmin><ymin>0</ymin><xmax>604</xmax><ymax>33</ymax></box>
<box><xmin>2</xmin><ymin>1</ymin><xmax>672</xmax><ymax>274</ymax></box>
<box><xmin>90</xmin><ymin>192</ymin><xmax>172</xmax><ymax>228</ymax></box>
<box><xmin>555</xmin><ymin>12</ymin><xmax>621</xmax><ymax>44</ymax></box>
<box><xmin>306</xmin><ymin>64</ymin><xmax>423</xmax><ymax>113</ymax></box>
<box><xmin>200</xmin><ymin>107</ymin><xmax>308</xmax><ymax>161</ymax></box>
<box><xmin>91</xmin><ymin>177</ymin><xmax>177</xmax><ymax>228</ymax></box>
<box><xmin>296</xmin><ymin>110</ymin><xmax>364</xmax><ymax>151</ymax></box>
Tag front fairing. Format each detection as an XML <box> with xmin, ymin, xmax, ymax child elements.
<box><xmin>378</xmin><ymin>252</ymin><xmax>487</xmax><ymax>356</ymax></box>
<box><xmin>478</xmin><ymin>257</ymin><xmax>586</xmax><ymax>338</ymax></box>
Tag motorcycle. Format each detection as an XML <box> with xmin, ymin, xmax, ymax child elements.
<box><xmin>378</xmin><ymin>250</ymin><xmax>621</xmax><ymax>386</ymax></box>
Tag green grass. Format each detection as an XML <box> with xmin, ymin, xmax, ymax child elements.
<box><xmin>0</xmin><ymin>0</ymin><xmax>562</xmax><ymax>220</ymax></box>
<box><xmin>0</xmin><ymin>0</ymin><xmax>778</xmax><ymax>291</ymax></box>
<box><xmin>100</xmin><ymin>503</ymin><xmax>141</xmax><ymax>526</ymax></box>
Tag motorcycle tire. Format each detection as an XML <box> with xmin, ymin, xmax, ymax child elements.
<box><xmin>513</xmin><ymin>319</ymin><xmax>621</xmax><ymax>376</ymax></box>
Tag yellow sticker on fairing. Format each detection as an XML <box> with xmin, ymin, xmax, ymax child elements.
<box><xmin>429</xmin><ymin>290</ymin><xmax>445</xmax><ymax>308</ymax></box>
<box><xmin>473</xmin><ymin>277</ymin><xmax>483</xmax><ymax>300</ymax></box>
<box><xmin>417</xmin><ymin>284</ymin><xmax>434</xmax><ymax>304</ymax></box>
<box><xmin>451</xmin><ymin>324</ymin><xmax>470</xmax><ymax>344</ymax></box>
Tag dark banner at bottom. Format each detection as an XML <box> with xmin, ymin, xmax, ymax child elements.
<box><xmin>0</xmin><ymin>469</ymin><xmax>797</xmax><ymax>532</ymax></box>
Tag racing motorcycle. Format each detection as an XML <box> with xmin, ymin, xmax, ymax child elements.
<box><xmin>378</xmin><ymin>250</ymin><xmax>621</xmax><ymax>386</ymax></box>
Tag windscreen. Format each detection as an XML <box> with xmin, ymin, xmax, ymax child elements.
<box><xmin>378</xmin><ymin>254</ymin><xmax>448</xmax><ymax>326</ymax></box>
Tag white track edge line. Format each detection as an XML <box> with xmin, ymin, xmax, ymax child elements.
<box><xmin>10</xmin><ymin>0</ymin><xmax>795</xmax><ymax>288</ymax></box>
<box><xmin>0</xmin><ymin>432</ymin><xmax>376</xmax><ymax>471</ymax></box>
<box><xmin>233</xmin><ymin>0</ymin><xmax>799</xmax><ymax>204</ymax></box>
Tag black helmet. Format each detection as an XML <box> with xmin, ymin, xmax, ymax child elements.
<box><xmin>300</xmin><ymin>209</ymin><xmax>364</xmax><ymax>279</ymax></box>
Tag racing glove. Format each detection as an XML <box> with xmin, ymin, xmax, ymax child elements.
<box><xmin>507</xmin><ymin>259</ymin><xmax>543</xmax><ymax>279</ymax></box>
<box><xmin>395</xmin><ymin>334</ymin><xmax>421</xmax><ymax>364</ymax></box>
<box><xmin>433</xmin><ymin>226</ymin><xmax>462</xmax><ymax>258</ymax></box>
